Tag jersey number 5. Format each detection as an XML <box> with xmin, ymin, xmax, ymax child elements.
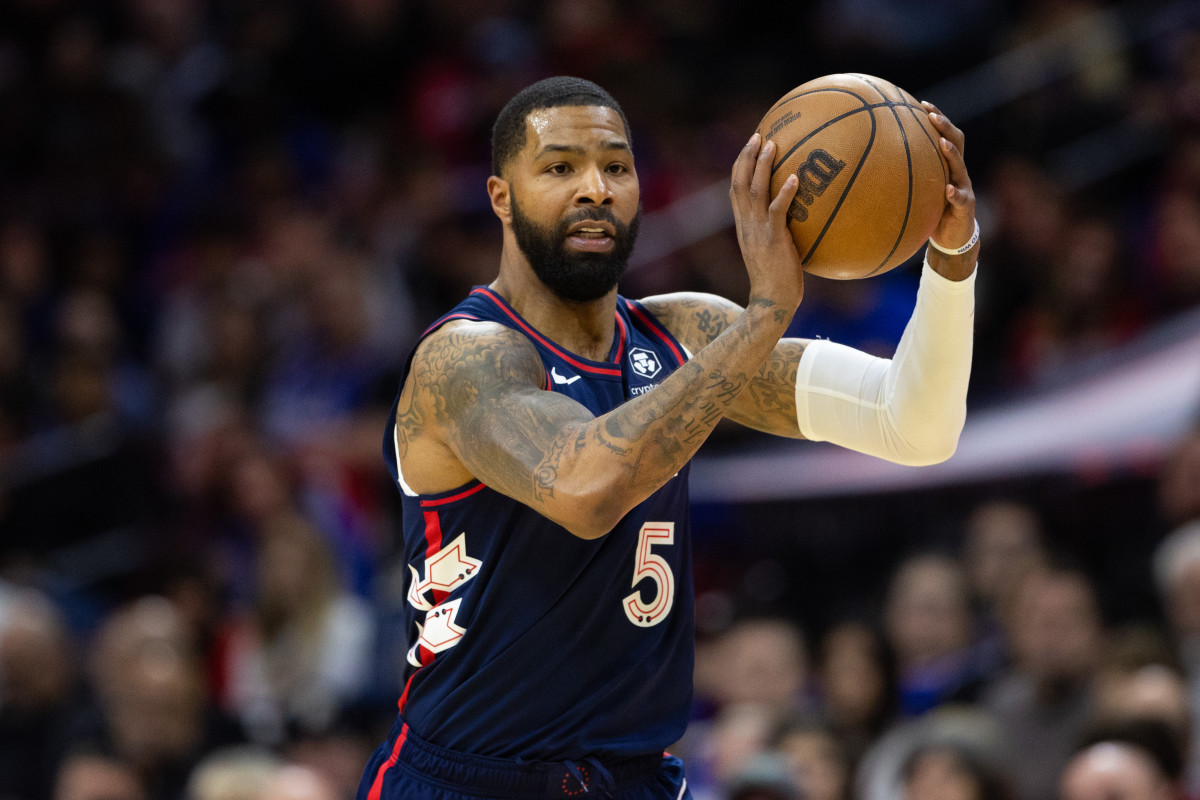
<box><xmin>624</xmin><ymin>522</ymin><xmax>675</xmax><ymax>627</ymax></box>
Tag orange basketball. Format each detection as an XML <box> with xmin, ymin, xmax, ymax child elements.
<box><xmin>756</xmin><ymin>73</ymin><xmax>949</xmax><ymax>280</ymax></box>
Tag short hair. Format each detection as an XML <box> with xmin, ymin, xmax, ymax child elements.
<box><xmin>491</xmin><ymin>76</ymin><xmax>631</xmax><ymax>178</ymax></box>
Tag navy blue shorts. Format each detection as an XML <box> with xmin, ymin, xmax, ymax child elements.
<box><xmin>357</xmin><ymin>718</ymin><xmax>692</xmax><ymax>800</ymax></box>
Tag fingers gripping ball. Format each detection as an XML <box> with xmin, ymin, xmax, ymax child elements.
<box><xmin>756</xmin><ymin>73</ymin><xmax>949</xmax><ymax>280</ymax></box>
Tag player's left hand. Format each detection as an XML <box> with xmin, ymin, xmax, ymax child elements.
<box><xmin>922</xmin><ymin>101</ymin><xmax>976</xmax><ymax>254</ymax></box>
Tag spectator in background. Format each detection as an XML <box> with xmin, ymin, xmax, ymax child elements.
<box><xmin>186</xmin><ymin>745</ymin><xmax>281</xmax><ymax>800</ymax></box>
<box><xmin>683</xmin><ymin>618</ymin><xmax>810</xmax><ymax>799</ymax></box>
<box><xmin>724</xmin><ymin>752</ymin><xmax>802</xmax><ymax>800</ymax></box>
<box><xmin>856</xmin><ymin>705</ymin><xmax>1004</xmax><ymax>800</ymax></box>
<box><xmin>75</xmin><ymin>596</ymin><xmax>244</xmax><ymax>800</ymax></box>
<box><xmin>1091</xmin><ymin>625</ymin><xmax>1190</xmax><ymax>764</ymax></box>
<box><xmin>961</xmin><ymin>499</ymin><xmax>1048</xmax><ymax>673</ymax></box>
<box><xmin>692</xmin><ymin>703</ymin><xmax>782</xmax><ymax>800</ymax></box>
<box><xmin>705</xmin><ymin>617</ymin><xmax>809</xmax><ymax>714</ymax></box>
<box><xmin>1004</xmin><ymin>215</ymin><xmax>1145</xmax><ymax>387</ymax></box>
<box><xmin>1151</xmin><ymin>518</ymin><xmax>1200</xmax><ymax>794</ymax></box>
<box><xmin>884</xmin><ymin>554</ymin><xmax>981</xmax><ymax>716</ymax></box>
<box><xmin>219</xmin><ymin>515</ymin><xmax>375</xmax><ymax>748</ymax></box>
<box><xmin>969</xmin><ymin>156</ymin><xmax>1067</xmax><ymax>394</ymax></box>
<box><xmin>773</xmin><ymin>716</ymin><xmax>851</xmax><ymax>800</ymax></box>
<box><xmin>256</xmin><ymin>764</ymin><xmax>339</xmax><ymax>800</ymax></box>
<box><xmin>53</xmin><ymin>750</ymin><xmax>147</xmax><ymax>800</ymax></box>
<box><xmin>902</xmin><ymin>741</ymin><xmax>1014</xmax><ymax>800</ymax></box>
<box><xmin>981</xmin><ymin>566</ymin><xmax>1104</xmax><ymax>800</ymax></box>
<box><xmin>814</xmin><ymin>619</ymin><xmax>898</xmax><ymax>773</ymax></box>
<box><xmin>0</xmin><ymin>590</ymin><xmax>80</xmax><ymax>800</ymax></box>
<box><xmin>1059</xmin><ymin>735</ymin><xmax>1178</xmax><ymax>800</ymax></box>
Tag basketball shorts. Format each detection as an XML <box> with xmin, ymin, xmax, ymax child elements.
<box><xmin>357</xmin><ymin>717</ymin><xmax>692</xmax><ymax>800</ymax></box>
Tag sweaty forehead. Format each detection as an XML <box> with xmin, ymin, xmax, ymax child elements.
<box><xmin>523</xmin><ymin>106</ymin><xmax>630</xmax><ymax>155</ymax></box>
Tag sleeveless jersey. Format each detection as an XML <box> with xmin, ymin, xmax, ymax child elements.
<box><xmin>382</xmin><ymin>287</ymin><xmax>694</xmax><ymax>761</ymax></box>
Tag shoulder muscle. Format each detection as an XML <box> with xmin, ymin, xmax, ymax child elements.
<box><xmin>638</xmin><ymin>291</ymin><xmax>744</xmax><ymax>355</ymax></box>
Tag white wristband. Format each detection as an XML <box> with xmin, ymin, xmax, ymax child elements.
<box><xmin>927</xmin><ymin>218</ymin><xmax>980</xmax><ymax>256</ymax></box>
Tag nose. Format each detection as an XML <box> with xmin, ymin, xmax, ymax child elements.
<box><xmin>574</xmin><ymin>165</ymin><xmax>614</xmax><ymax>206</ymax></box>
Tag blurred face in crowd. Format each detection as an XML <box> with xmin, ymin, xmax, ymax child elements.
<box><xmin>1094</xmin><ymin>665</ymin><xmax>1191</xmax><ymax>741</ymax></box>
<box><xmin>962</xmin><ymin>501</ymin><xmax>1046</xmax><ymax>610</ymax></box>
<box><xmin>1008</xmin><ymin>570</ymin><xmax>1100</xmax><ymax>683</ymax></box>
<box><xmin>702</xmin><ymin>704</ymin><xmax>777</xmax><ymax>786</ymax></box>
<box><xmin>107</xmin><ymin>650</ymin><xmax>205</xmax><ymax>770</ymax></box>
<box><xmin>53</xmin><ymin>754</ymin><xmax>145</xmax><ymax>800</ymax></box>
<box><xmin>257</xmin><ymin>765</ymin><xmax>339</xmax><ymax>800</ymax></box>
<box><xmin>710</xmin><ymin>619</ymin><xmax>807</xmax><ymax>709</ymax></box>
<box><xmin>0</xmin><ymin>597</ymin><xmax>74</xmax><ymax>713</ymax></box>
<box><xmin>1059</xmin><ymin>743</ymin><xmax>1174</xmax><ymax>800</ymax></box>
<box><xmin>885</xmin><ymin>556</ymin><xmax>972</xmax><ymax>671</ymax></box>
<box><xmin>495</xmin><ymin>105</ymin><xmax>641</xmax><ymax>302</ymax></box>
<box><xmin>819</xmin><ymin>621</ymin><xmax>888</xmax><ymax>728</ymax></box>
<box><xmin>904</xmin><ymin>747</ymin><xmax>984</xmax><ymax>800</ymax></box>
<box><xmin>777</xmin><ymin>727</ymin><xmax>847</xmax><ymax>800</ymax></box>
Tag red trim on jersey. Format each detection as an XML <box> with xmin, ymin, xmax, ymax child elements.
<box><xmin>420</xmin><ymin>510</ymin><xmax>450</xmax><ymax>606</ymax></box>
<box><xmin>419</xmin><ymin>482</ymin><xmax>486</xmax><ymax>507</ymax></box>
<box><xmin>422</xmin><ymin>312</ymin><xmax>480</xmax><ymax>337</ymax></box>
<box><xmin>613</xmin><ymin>312</ymin><xmax>629</xmax><ymax>363</ymax></box>
<box><xmin>396</xmin><ymin>671</ymin><xmax>418</xmax><ymax>712</ymax></box>
<box><xmin>367</xmin><ymin>722</ymin><xmax>409</xmax><ymax>800</ymax></box>
<box><xmin>624</xmin><ymin>299</ymin><xmax>687</xmax><ymax>367</ymax></box>
<box><xmin>472</xmin><ymin>287</ymin><xmax>623</xmax><ymax>377</ymax></box>
<box><xmin>421</xmin><ymin>511</ymin><xmax>443</xmax><ymax>558</ymax></box>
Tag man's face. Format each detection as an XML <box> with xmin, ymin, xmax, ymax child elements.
<box><xmin>506</xmin><ymin>105</ymin><xmax>641</xmax><ymax>302</ymax></box>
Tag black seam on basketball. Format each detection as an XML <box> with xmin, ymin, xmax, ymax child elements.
<box><xmin>801</xmin><ymin>108</ymin><xmax>877</xmax><ymax>266</ymax></box>
<box><xmin>769</xmin><ymin>100</ymin><xmax>926</xmax><ymax>178</ymax></box>
<box><xmin>850</xmin><ymin>74</ymin><xmax>891</xmax><ymax>103</ymax></box>
<box><xmin>897</xmin><ymin>93</ymin><xmax>948</xmax><ymax>186</ymax></box>
<box><xmin>766</xmin><ymin>89</ymin><xmax>872</xmax><ymax>177</ymax></box>
<box><xmin>859</xmin><ymin>78</ymin><xmax>914</xmax><ymax>277</ymax></box>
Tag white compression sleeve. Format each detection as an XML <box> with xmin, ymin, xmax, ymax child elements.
<box><xmin>794</xmin><ymin>257</ymin><xmax>975</xmax><ymax>465</ymax></box>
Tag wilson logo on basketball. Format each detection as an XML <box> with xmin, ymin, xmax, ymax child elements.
<box><xmin>788</xmin><ymin>148</ymin><xmax>845</xmax><ymax>223</ymax></box>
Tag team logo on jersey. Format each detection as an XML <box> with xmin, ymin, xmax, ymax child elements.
<box><xmin>629</xmin><ymin>347</ymin><xmax>661</xmax><ymax>379</ymax></box>
<box><xmin>407</xmin><ymin>532</ymin><xmax>481</xmax><ymax>611</ymax></box>
<box><xmin>407</xmin><ymin>598</ymin><xmax>468</xmax><ymax>667</ymax></box>
<box><xmin>406</xmin><ymin>532</ymin><xmax>481</xmax><ymax>666</ymax></box>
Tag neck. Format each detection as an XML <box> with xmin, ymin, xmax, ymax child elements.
<box><xmin>491</xmin><ymin>246</ymin><xmax>618</xmax><ymax>361</ymax></box>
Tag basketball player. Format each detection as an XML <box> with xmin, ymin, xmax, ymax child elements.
<box><xmin>359</xmin><ymin>76</ymin><xmax>979</xmax><ymax>800</ymax></box>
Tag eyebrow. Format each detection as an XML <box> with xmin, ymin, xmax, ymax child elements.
<box><xmin>535</xmin><ymin>141</ymin><xmax>632</xmax><ymax>158</ymax></box>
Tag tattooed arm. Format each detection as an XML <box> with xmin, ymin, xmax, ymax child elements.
<box><xmin>639</xmin><ymin>293</ymin><xmax>809</xmax><ymax>439</ymax></box>
<box><xmin>403</xmin><ymin>292</ymin><xmax>795</xmax><ymax>539</ymax></box>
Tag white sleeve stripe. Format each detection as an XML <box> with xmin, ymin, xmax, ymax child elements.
<box><xmin>393</xmin><ymin>425</ymin><xmax>419</xmax><ymax>497</ymax></box>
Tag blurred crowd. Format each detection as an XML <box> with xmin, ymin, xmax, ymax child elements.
<box><xmin>2</xmin><ymin>0</ymin><xmax>1200</xmax><ymax>799</ymax></box>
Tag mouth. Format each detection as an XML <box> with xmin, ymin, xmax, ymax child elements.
<box><xmin>566</xmin><ymin>222</ymin><xmax>615</xmax><ymax>252</ymax></box>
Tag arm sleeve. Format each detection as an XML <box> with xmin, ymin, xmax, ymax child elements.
<box><xmin>794</xmin><ymin>256</ymin><xmax>975</xmax><ymax>465</ymax></box>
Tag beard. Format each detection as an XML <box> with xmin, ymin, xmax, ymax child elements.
<box><xmin>510</xmin><ymin>195</ymin><xmax>641</xmax><ymax>303</ymax></box>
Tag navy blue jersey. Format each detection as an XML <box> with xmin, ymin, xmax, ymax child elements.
<box><xmin>383</xmin><ymin>287</ymin><xmax>694</xmax><ymax>761</ymax></box>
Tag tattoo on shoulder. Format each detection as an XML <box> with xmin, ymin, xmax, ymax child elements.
<box><xmin>410</xmin><ymin>324</ymin><xmax>542</xmax><ymax>424</ymax></box>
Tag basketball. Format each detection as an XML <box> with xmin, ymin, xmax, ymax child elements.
<box><xmin>756</xmin><ymin>73</ymin><xmax>949</xmax><ymax>280</ymax></box>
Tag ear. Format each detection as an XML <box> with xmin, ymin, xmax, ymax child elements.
<box><xmin>487</xmin><ymin>176</ymin><xmax>512</xmax><ymax>224</ymax></box>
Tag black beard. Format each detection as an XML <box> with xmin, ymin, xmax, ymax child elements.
<box><xmin>510</xmin><ymin>195</ymin><xmax>640</xmax><ymax>303</ymax></box>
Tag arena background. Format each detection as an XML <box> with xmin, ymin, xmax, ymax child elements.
<box><xmin>1</xmin><ymin>1</ymin><xmax>1200</xmax><ymax>800</ymax></box>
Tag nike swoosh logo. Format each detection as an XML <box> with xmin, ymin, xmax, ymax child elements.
<box><xmin>551</xmin><ymin>367</ymin><xmax>581</xmax><ymax>386</ymax></box>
